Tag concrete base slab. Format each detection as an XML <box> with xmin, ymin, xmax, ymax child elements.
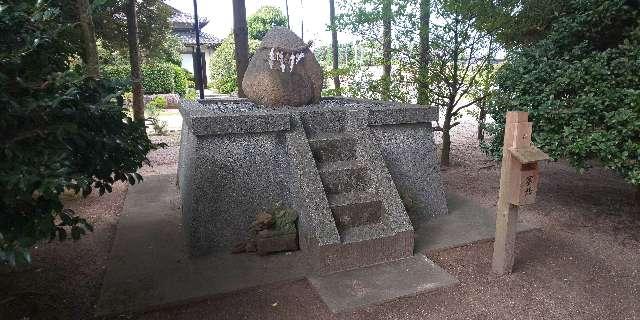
<box><xmin>308</xmin><ymin>254</ymin><xmax>458</xmax><ymax>313</ymax></box>
<box><xmin>96</xmin><ymin>175</ymin><xmax>538</xmax><ymax>316</ymax></box>
<box><xmin>95</xmin><ymin>175</ymin><xmax>312</xmax><ymax>316</ymax></box>
<box><xmin>415</xmin><ymin>193</ymin><xmax>539</xmax><ymax>253</ymax></box>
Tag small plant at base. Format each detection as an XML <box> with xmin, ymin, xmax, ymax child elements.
<box><xmin>270</xmin><ymin>203</ymin><xmax>298</xmax><ymax>234</ymax></box>
<box><xmin>184</xmin><ymin>88</ymin><xmax>198</xmax><ymax>101</ymax></box>
<box><xmin>145</xmin><ymin>96</ymin><xmax>168</xmax><ymax>135</ymax></box>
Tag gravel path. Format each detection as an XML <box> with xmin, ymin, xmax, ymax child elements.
<box><xmin>1</xmin><ymin>122</ymin><xmax>638</xmax><ymax>320</ymax></box>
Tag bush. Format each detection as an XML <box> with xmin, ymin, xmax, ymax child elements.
<box><xmin>102</xmin><ymin>64</ymin><xmax>131</xmax><ymax>89</ymax></box>
<box><xmin>145</xmin><ymin>96</ymin><xmax>168</xmax><ymax>135</ymax></box>
<box><xmin>142</xmin><ymin>62</ymin><xmax>175</xmax><ymax>94</ymax></box>
<box><xmin>1</xmin><ymin>2</ymin><xmax>158</xmax><ymax>265</ymax></box>
<box><xmin>102</xmin><ymin>63</ymin><xmax>185</xmax><ymax>95</ymax></box>
<box><xmin>184</xmin><ymin>88</ymin><xmax>198</xmax><ymax>101</ymax></box>
<box><xmin>209</xmin><ymin>36</ymin><xmax>260</xmax><ymax>94</ymax></box>
<box><xmin>484</xmin><ymin>0</ymin><xmax>640</xmax><ymax>185</ymax></box>
<box><xmin>172</xmin><ymin>66</ymin><xmax>189</xmax><ymax>96</ymax></box>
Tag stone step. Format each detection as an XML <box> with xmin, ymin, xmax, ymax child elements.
<box><xmin>308</xmin><ymin>133</ymin><xmax>358</xmax><ymax>163</ymax></box>
<box><xmin>338</xmin><ymin>222</ymin><xmax>394</xmax><ymax>244</ymax></box>
<box><xmin>327</xmin><ymin>191</ymin><xmax>383</xmax><ymax>231</ymax></box>
<box><xmin>300</xmin><ymin>112</ymin><xmax>349</xmax><ymax>137</ymax></box>
<box><xmin>309</xmin><ymin>254</ymin><xmax>458</xmax><ymax>313</ymax></box>
<box><xmin>318</xmin><ymin>229</ymin><xmax>414</xmax><ymax>274</ymax></box>
<box><xmin>318</xmin><ymin>161</ymin><xmax>371</xmax><ymax>195</ymax></box>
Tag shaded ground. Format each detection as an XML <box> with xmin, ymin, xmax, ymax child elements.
<box><xmin>1</xmin><ymin>122</ymin><xmax>638</xmax><ymax>320</ymax></box>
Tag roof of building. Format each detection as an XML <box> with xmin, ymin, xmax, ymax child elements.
<box><xmin>174</xmin><ymin>30</ymin><xmax>221</xmax><ymax>47</ymax></box>
<box><xmin>167</xmin><ymin>4</ymin><xmax>221</xmax><ymax>47</ymax></box>
<box><xmin>169</xmin><ymin>5</ymin><xmax>209</xmax><ymax>29</ymax></box>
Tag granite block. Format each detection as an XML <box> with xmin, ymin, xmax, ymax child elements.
<box><xmin>179</xmin><ymin>98</ymin><xmax>446</xmax><ymax>272</ymax></box>
<box><xmin>371</xmin><ymin>123</ymin><xmax>448</xmax><ymax>226</ymax></box>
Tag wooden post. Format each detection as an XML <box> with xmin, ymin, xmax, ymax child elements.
<box><xmin>492</xmin><ymin>112</ymin><xmax>526</xmax><ymax>275</ymax></box>
<box><xmin>492</xmin><ymin>111</ymin><xmax>551</xmax><ymax>275</ymax></box>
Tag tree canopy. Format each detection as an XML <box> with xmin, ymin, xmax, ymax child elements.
<box><xmin>447</xmin><ymin>0</ymin><xmax>574</xmax><ymax>48</ymax></box>
<box><xmin>247</xmin><ymin>6</ymin><xmax>288</xmax><ymax>41</ymax></box>
<box><xmin>92</xmin><ymin>0</ymin><xmax>175</xmax><ymax>61</ymax></box>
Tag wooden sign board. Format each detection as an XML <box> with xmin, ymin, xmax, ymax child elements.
<box><xmin>509</xmin><ymin>161</ymin><xmax>540</xmax><ymax>205</ymax></box>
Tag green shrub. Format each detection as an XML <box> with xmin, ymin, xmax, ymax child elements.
<box><xmin>209</xmin><ymin>36</ymin><xmax>260</xmax><ymax>94</ymax></box>
<box><xmin>1</xmin><ymin>2</ymin><xmax>158</xmax><ymax>265</ymax></box>
<box><xmin>172</xmin><ymin>66</ymin><xmax>189</xmax><ymax>96</ymax></box>
<box><xmin>142</xmin><ymin>62</ymin><xmax>175</xmax><ymax>94</ymax></box>
<box><xmin>184</xmin><ymin>88</ymin><xmax>198</xmax><ymax>101</ymax></box>
<box><xmin>102</xmin><ymin>62</ymin><xmax>180</xmax><ymax>94</ymax></box>
<box><xmin>145</xmin><ymin>96</ymin><xmax>168</xmax><ymax>135</ymax></box>
<box><xmin>147</xmin><ymin>95</ymin><xmax>167</xmax><ymax>110</ymax></box>
<box><xmin>102</xmin><ymin>64</ymin><xmax>131</xmax><ymax>89</ymax></box>
<box><xmin>484</xmin><ymin>0</ymin><xmax>640</xmax><ymax>185</ymax></box>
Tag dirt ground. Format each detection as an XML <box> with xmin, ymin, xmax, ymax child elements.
<box><xmin>1</xmin><ymin>123</ymin><xmax>638</xmax><ymax>320</ymax></box>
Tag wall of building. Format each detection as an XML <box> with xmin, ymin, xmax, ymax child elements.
<box><xmin>180</xmin><ymin>46</ymin><xmax>216</xmax><ymax>83</ymax></box>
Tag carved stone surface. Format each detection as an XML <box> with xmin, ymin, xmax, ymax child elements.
<box><xmin>242</xmin><ymin>27</ymin><xmax>323</xmax><ymax>107</ymax></box>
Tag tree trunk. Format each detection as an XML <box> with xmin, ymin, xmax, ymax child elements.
<box><xmin>232</xmin><ymin>0</ymin><xmax>249</xmax><ymax>98</ymax></box>
<box><xmin>126</xmin><ymin>0</ymin><xmax>144</xmax><ymax>121</ymax></box>
<box><xmin>477</xmin><ymin>101</ymin><xmax>487</xmax><ymax>142</ymax></box>
<box><xmin>441</xmin><ymin>122</ymin><xmax>451</xmax><ymax>166</ymax></box>
<box><xmin>381</xmin><ymin>0</ymin><xmax>392</xmax><ymax>101</ymax></box>
<box><xmin>75</xmin><ymin>0</ymin><xmax>100</xmax><ymax>78</ymax></box>
<box><xmin>417</xmin><ymin>0</ymin><xmax>430</xmax><ymax>105</ymax></box>
<box><xmin>441</xmin><ymin>17</ymin><xmax>461</xmax><ymax>166</ymax></box>
<box><xmin>329</xmin><ymin>0</ymin><xmax>341</xmax><ymax>95</ymax></box>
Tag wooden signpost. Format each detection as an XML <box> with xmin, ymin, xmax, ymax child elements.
<box><xmin>492</xmin><ymin>111</ymin><xmax>549</xmax><ymax>275</ymax></box>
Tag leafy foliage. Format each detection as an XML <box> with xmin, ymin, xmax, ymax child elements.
<box><xmin>92</xmin><ymin>0</ymin><xmax>174</xmax><ymax>60</ymax></box>
<box><xmin>172</xmin><ymin>65</ymin><xmax>189</xmax><ymax>96</ymax></box>
<box><xmin>209</xmin><ymin>6</ymin><xmax>286</xmax><ymax>94</ymax></box>
<box><xmin>484</xmin><ymin>0</ymin><xmax>640</xmax><ymax>185</ymax></box>
<box><xmin>143</xmin><ymin>62</ymin><xmax>176</xmax><ymax>94</ymax></box>
<box><xmin>209</xmin><ymin>36</ymin><xmax>260</xmax><ymax>94</ymax></box>
<box><xmin>247</xmin><ymin>6</ymin><xmax>288</xmax><ymax>40</ymax></box>
<box><xmin>102</xmin><ymin>63</ymin><xmax>190</xmax><ymax>95</ymax></box>
<box><xmin>427</xmin><ymin>1</ymin><xmax>498</xmax><ymax>165</ymax></box>
<box><xmin>334</xmin><ymin>0</ymin><xmax>422</xmax><ymax>102</ymax></box>
<box><xmin>449</xmin><ymin>0</ymin><xmax>574</xmax><ymax>48</ymax></box>
<box><xmin>145</xmin><ymin>96</ymin><xmax>168</xmax><ymax>135</ymax></box>
<box><xmin>0</xmin><ymin>1</ymin><xmax>157</xmax><ymax>265</ymax></box>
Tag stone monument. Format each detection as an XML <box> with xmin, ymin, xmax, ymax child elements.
<box><xmin>178</xmin><ymin>28</ymin><xmax>448</xmax><ymax>274</ymax></box>
<box><xmin>242</xmin><ymin>27</ymin><xmax>323</xmax><ymax>107</ymax></box>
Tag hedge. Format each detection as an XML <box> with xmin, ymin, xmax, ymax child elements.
<box><xmin>142</xmin><ymin>63</ymin><xmax>175</xmax><ymax>94</ymax></box>
<box><xmin>102</xmin><ymin>63</ymin><xmax>191</xmax><ymax>96</ymax></box>
<box><xmin>172</xmin><ymin>65</ymin><xmax>188</xmax><ymax>96</ymax></box>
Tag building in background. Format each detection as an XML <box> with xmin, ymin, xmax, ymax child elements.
<box><xmin>169</xmin><ymin>5</ymin><xmax>221</xmax><ymax>87</ymax></box>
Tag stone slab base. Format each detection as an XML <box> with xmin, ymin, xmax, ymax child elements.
<box><xmin>308</xmin><ymin>254</ymin><xmax>458</xmax><ymax>313</ymax></box>
<box><xmin>414</xmin><ymin>193</ymin><xmax>540</xmax><ymax>254</ymax></box>
<box><xmin>96</xmin><ymin>175</ymin><xmax>538</xmax><ymax>316</ymax></box>
<box><xmin>95</xmin><ymin>175</ymin><xmax>312</xmax><ymax>317</ymax></box>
